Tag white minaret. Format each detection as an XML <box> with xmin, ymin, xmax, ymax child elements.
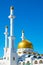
<box><xmin>3</xmin><ymin>26</ymin><xmax>8</xmax><ymax>58</ymax></box>
<box><xmin>4</xmin><ymin>26</ymin><xmax>8</xmax><ymax>48</ymax></box>
<box><xmin>8</xmin><ymin>6</ymin><xmax>15</xmax><ymax>50</ymax></box>
<box><xmin>8</xmin><ymin>6</ymin><xmax>15</xmax><ymax>36</ymax></box>
<box><xmin>8</xmin><ymin>6</ymin><xmax>17</xmax><ymax>65</ymax></box>
<box><xmin>21</xmin><ymin>30</ymin><xmax>25</xmax><ymax>40</ymax></box>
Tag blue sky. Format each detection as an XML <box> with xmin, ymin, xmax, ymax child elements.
<box><xmin>0</xmin><ymin>0</ymin><xmax>43</xmax><ymax>57</ymax></box>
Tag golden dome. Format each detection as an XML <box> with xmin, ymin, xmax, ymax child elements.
<box><xmin>18</xmin><ymin>40</ymin><xmax>33</xmax><ymax>49</ymax></box>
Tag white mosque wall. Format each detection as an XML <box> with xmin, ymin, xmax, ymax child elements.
<box><xmin>17</xmin><ymin>48</ymin><xmax>33</xmax><ymax>56</ymax></box>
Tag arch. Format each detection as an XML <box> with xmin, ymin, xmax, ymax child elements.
<box><xmin>23</xmin><ymin>62</ymin><xmax>25</xmax><ymax>65</ymax></box>
<box><xmin>23</xmin><ymin>51</ymin><xmax>26</xmax><ymax>54</ymax></box>
<box><xmin>19</xmin><ymin>62</ymin><xmax>21</xmax><ymax>65</ymax></box>
<box><xmin>26</xmin><ymin>61</ymin><xmax>30</xmax><ymax>65</ymax></box>
<box><xmin>27</xmin><ymin>61</ymin><xmax>30</xmax><ymax>63</ymax></box>
<box><xmin>39</xmin><ymin>60</ymin><xmax>43</xmax><ymax>64</ymax></box>
<box><xmin>34</xmin><ymin>60</ymin><xmax>38</xmax><ymax>64</ymax></box>
<box><xmin>18</xmin><ymin>52</ymin><xmax>21</xmax><ymax>54</ymax></box>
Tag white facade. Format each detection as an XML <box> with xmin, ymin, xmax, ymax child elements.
<box><xmin>0</xmin><ymin>6</ymin><xmax>43</xmax><ymax>65</ymax></box>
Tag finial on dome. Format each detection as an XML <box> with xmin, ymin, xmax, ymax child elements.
<box><xmin>21</xmin><ymin>30</ymin><xmax>25</xmax><ymax>41</ymax></box>
<box><xmin>22</xmin><ymin>30</ymin><xmax>24</xmax><ymax>33</ymax></box>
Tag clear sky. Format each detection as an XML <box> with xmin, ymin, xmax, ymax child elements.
<box><xmin>0</xmin><ymin>0</ymin><xmax>43</xmax><ymax>57</ymax></box>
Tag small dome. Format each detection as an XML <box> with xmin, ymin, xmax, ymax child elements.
<box><xmin>18</xmin><ymin>40</ymin><xmax>33</xmax><ymax>49</ymax></box>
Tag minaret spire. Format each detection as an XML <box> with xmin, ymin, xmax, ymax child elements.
<box><xmin>4</xmin><ymin>26</ymin><xmax>8</xmax><ymax>48</ymax></box>
<box><xmin>4</xmin><ymin>6</ymin><xmax>17</xmax><ymax>65</ymax></box>
<box><xmin>9</xmin><ymin>6</ymin><xmax>15</xmax><ymax>65</ymax></box>
<box><xmin>8</xmin><ymin>6</ymin><xmax>17</xmax><ymax>65</ymax></box>
<box><xmin>8</xmin><ymin>6</ymin><xmax>15</xmax><ymax>50</ymax></box>
<box><xmin>8</xmin><ymin>6</ymin><xmax>15</xmax><ymax>36</ymax></box>
<box><xmin>3</xmin><ymin>26</ymin><xmax>8</xmax><ymax>59</ymax></box>
<box><xmin>21</xmin><ymin>30</ymin><xmax>25</xmax><ymax>40</ymax></box>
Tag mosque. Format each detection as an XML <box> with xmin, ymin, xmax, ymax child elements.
<box><xmin>0</xmin><ymin>6</ymin><xmax>43</xmax><ymax>65</ymax></box>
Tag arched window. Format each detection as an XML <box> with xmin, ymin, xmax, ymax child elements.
<box><xmin>28</xmin><ymin>52</ymin><xmax>31</xmax><ymax>54</ymax></box>
<box><xmin>39</xmin><ymin>60</ymin><xmax>43</xmax><ymax>64</ymax></box>
<box><xmin>33</xmin><ymin>55</ymin><xmax>37</xmax><ymax>58</ymax></box>
<box><xmin>4</xmin><ymin>57</ymin><xmax>6</xmax><ymax>59</ymax></box>
<box><xmin>26</xmin><ymin>61</ymin><xmax>30</xmax><ymax>65</ymax></box>
<box><xmin>18</xmin><ymin>52</ymin><xmax>21</xmax><ymax>54</ymax></box>
<box><xmin>28</xmin><ymin>55</ymin><xmax>31</xmax><ymax>57</ymax></box>
<box><xmin>27</xmin><ymin>61</ymin><xmax>29</xmax><ymax>63</ymax></box>
<box><xmin>23</xmin><ymin>62</ymin><xmax>25</xmax><ymax>65</ymax></box>
<box><xmin>23</xmin><ymin>51</ymin><xmax>26</xmax><ymax>53</ymax></box>
<box><xmin>19</xmin><ymin>62</ymin><xmax>21</xmax><ymax>65</ymax></box>
<box><xmin>13</xmin><ymin>57</ymin><xmax>15</xmax><ymax>60</ymax></box>
<box><xmin>34</xmin><ymin>60</ymin><xmax>38</xmax><ymax>64</ymax></box>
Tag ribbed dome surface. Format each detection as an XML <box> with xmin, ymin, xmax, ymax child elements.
<box><xmin>18</xmin><ymin>40</ymin><xmax>33</xmax><ymax>49</ymax></box>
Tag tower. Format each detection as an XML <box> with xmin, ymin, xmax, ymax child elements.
<box><xmin>8</xmin><ymin>6</ymin><xmax>15</xmax><ymax>52</ymax></box>
<box><xmin>3</xmin><ymin>26</ymin><xmax>8</xmax><ymax>59</ymax></box>
<box><xmin>8</xmin><ymin>6</ymin><xmax>17</xmax><ymax>65</ymax></box>
<box><xmin>4</xmin><ymin>26</ymin><xmax>8</xmax><ymax>48</ymax></box>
